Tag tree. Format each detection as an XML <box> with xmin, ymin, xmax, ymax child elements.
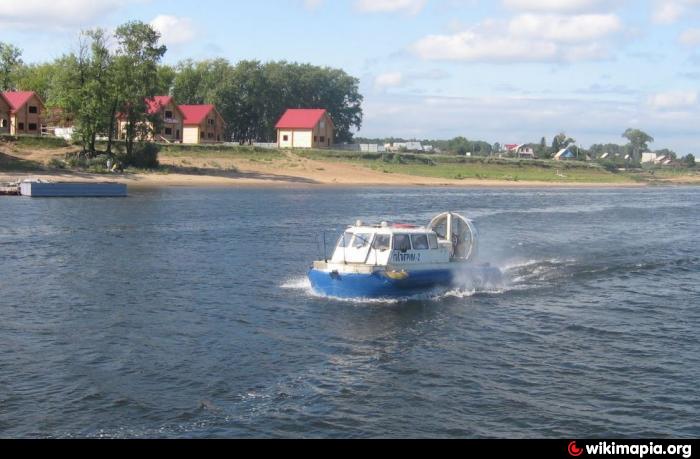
<box><xmin>622</xmin><ymin>128</ymin><xmax>654</xmax><ymax>162</ymax></box>
<box><xmin>551</xmin><ymin>132</ymin><xmax>576</xmax><ymax>155</ymax></box>
<box><xmin>537</xmin><ymin>136</ymin><xmax>548</xmax><ymax>158</ymax></box>
<box><xmin>0</xmin><ymin>42</ymin><xmax>23</xmax><ymax>90</ymax></box>
<box><xmin>112</xmin><ymin>21</ymin><xmax>167</xmax><ymax>161</ymax></box>
<box><xmin>683</xmin><ymin>154</ymin><xmax>695</xmax><ymax>167</ymax></box>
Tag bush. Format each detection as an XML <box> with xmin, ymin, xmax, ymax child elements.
<box><xmin>118</xmin><ymin>142</ymin><xmax>160</xmax><ymax>169</ymax></box>
<box><xmin>47</xmin><ymin>158</ymin><xmax>66</xmax><ymax>169</ymax></box>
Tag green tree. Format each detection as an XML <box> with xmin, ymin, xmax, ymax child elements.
<box><xmin>12</xmin><ymin>62</ymin><xmax>58</xmax><ymax>102</ymax></box>
<box><xmin>0</xmin><ymin>42</ymin><xmax>23</xmax><ymax>90</ymax></box>
<box><xmin>112</xmin><ymin>21</ymin><xmax>167</xmax><ymax>161</ymax></box>
<box><xmin>622</xmin><ymin>128</ymin><xmax>654</xmax><ymax>162</ymax></box>
<box><xmin>683</xmin><ymin>154</ymin><xmax>695</xmax><ymax>167</ymax></box>
<box><xmin>551</xmin><ymin>132</ymin><xmax>576</xmax><ymax>155</ymax></box>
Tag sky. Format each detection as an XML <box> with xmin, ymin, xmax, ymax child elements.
<box><xmin>2</xmin><ymin>0</ymin><xmax>700</xmax><ymax>153</ymax></box>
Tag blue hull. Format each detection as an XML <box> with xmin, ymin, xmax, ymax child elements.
<box><xmin>308</xmin><ymin>268</ymin><xmax>454</xmax><ymax>299</ymax></box>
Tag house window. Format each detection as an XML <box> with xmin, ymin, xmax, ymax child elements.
<box><xmin>208</xmin><ymin>119</ymin><xmax>214</xmax><ymax>126</ymax></box>
<box><xmin>283</xmin><ymin>135</ymin><xmax>289</xmax><ymax>141</ymax></box>
<box><xmin>19</xmin><ymin>122</ymin><xmax>25</xmax><ymax>131</ymax></box>
<box><xmin>208</xmin><ymin>132</ymin><xmax>214</xmax><ymax>139</ymax></box>
<box><xmin>28</xmin><ymin>123</ymin><xmax>38</xmax><ymax>131</ymax></box>
<box><xmin>320</xmin><ymin>136</ymin><xmax>325</xmax><ymax>143</ymax></box>
<box><xmin>320</xmin><ymin>120</ymin><xmax>325</xmax><ymax>130</ymax></box>
<box><xmin>165</xmin><ymin>111</ymin><xmax>173</xmax><ymax>119</ymax></box>
<box><xmin>314</xmin><ymin>136</ymin><xmax>318</xmax><ymax>142</ymax></box>
<box><xmin>0</xmin><ymin>119</ymin><xmax>6</xmax><ymax>128</ymax></box>
<box><xmin>164</xmin><ymin>127</ymin><xmax>173</xmax><ymax>135</ymax></box>
<box><xmin>29</xmin><ymin>106</ymin><xmax>38</xmax><ymax>114</ymax></box>
<box><xmin>200</xmin><ymin>131</ymin><xmax>204</xmax><ymax>138</ymax></box>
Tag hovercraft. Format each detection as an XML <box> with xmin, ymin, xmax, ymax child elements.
<box><xmin>308</xmin><ymin>212</ymin><xmax>502</xmax><ymax>299</ymax></box>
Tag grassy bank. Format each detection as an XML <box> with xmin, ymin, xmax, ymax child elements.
<box><xmin>295</xmin><ymin>150</ymin><xmax>637</xmax><ymax>184</ymax></box>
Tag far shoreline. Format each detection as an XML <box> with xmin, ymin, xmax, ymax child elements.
<box><xmin>0</xmin><ymin>170</ymin><xmax>663</xmax><ymax>190</ymax></box>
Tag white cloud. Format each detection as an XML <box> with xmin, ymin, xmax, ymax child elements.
<box><xmin>412</xmin><ymin>13</ymin><xmax>620</xmax><ymax>63</ymax></box>
<box><xmin>355</xmin><ymin>0</ymin><xmax>427</xmax><ymax>14</ymax></box>
<box><xmin>375</xmin><ymin>72</ymin><xmax>404</xmax><ymax>89</ymax></box>
<box><xmin>509</xmin><ymin>14</ymin><xmax>621</xmax><ymax>43</ymax></box>
<box><xmin>503</xmin><ymin>0</ymin><xmax>610</xmax><ymax>13</ymax></box>
<box><xmin>652</xmin><ymin>0</ymin><xmax>700</xmax><ymax>24</ymax></box>
<box><xmin>0</xmin><ymin>0</ymin><xmax>135</xmax><ymax>28</ymax></box>
<box><xmin>647</xmin><ymin>90</ymin><xmax>699</xmax><ymax>110</ymax></box>
<box><xmin>150</xmin><ymin>15</ymin><xmax>197</xmax><ymax>47</ymax></box>
<box><xmin>679</xmin><ymin>28</ymin><xmax>700</xmax><ymax>46</ymax></box>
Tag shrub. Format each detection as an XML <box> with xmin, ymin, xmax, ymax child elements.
<box><xmin>47</xmin><ymin>158</ymin><xmax>66</xmax><ymax>169</ymax></box>
<box><xmin>118</xmin><ymin>142</ymin><xmax>160</xmax><ymax>169</ymax></box>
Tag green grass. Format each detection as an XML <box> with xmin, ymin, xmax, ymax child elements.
<box><xmin>158</xmin><ymin>143</ymin><xmax>282</xmax><ymax>161</ymax></box>
<box><xmin>0</xmin><ymin>134</ymin><xmax>69</xmax><ymax>149</ymax></box>
<box><xmin>295</xmin><ymin>150</ymin><xmax>636</xmax><ymax>183</ymax></box>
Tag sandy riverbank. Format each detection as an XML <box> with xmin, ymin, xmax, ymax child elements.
<box><xmin>0</xmin><ymin>145</ymin><xmax>677</xmax><ymax>189</ymax></box>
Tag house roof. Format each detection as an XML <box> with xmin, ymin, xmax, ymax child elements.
<box><xmin>275</xmin><ymin>109</ymin><xmax>330</xmax><ymax>129</ymax></box>
<box><xmin>2</xmin><ymin>91</ymin><xmax>43</xmax><ymax>113</ymax></box>
<box><xmin>146</xmin><ymin>96</ymin><xmax>182</xmax><ymax>117</ymax></box>
<box><xmin>179</xmin><ymin>104</ymin><xmax>220</xmax><ymax>125</ymax></box>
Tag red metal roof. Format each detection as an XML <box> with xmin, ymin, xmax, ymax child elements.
<box><xmin>179</xmin><ymin>104</ymin><xmax>217</xmax><ymax>125</ymax></box>
<box><xmin>275</xmin><ymin>109</ymin><xmax>329</xmax><ymax>129</ymax></box>
<box><xmin>146</xmin><ymin>96</ymin><xmax>176</xmax><ymax>116</ymax></box>
<box><xmin>2</xmin><ymin>91</ymin><xmax>42</xmax><ymax>114</ymax></box>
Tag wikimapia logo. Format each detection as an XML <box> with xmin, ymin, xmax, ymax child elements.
<box><xmin>568</xmin><ymin>441</ymin><xmax>693</xmax><ymax>458</ymax></box>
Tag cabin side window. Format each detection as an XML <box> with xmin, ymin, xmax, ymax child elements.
<box><xmin>373</xmin><ymin>235</ymin><xmax>391</xmax><ymax>251</ymax></box>
<box><xmin>411</xmin><ymin>234</ymin><xmax>430</xmax><ymax>250</ymax></box>
<box><xmin>428</xmin><ymin>234</ymin><xmax>439</xmax><ymax>250</ymax></box>
<box><xmin>393</xmin><ymin>234</ymin><xmax>411</xmax><ymax>252</ymax></box>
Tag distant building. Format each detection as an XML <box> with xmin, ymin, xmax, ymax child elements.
<box><xmin>554</xmin><ymin>147</ymin><xmax>577</xmax><ymax>161</ymax></box>
<box><xmin>1</xmin><ymin>91</ymin><xmax>44</xmax><ymax>136</ymax></box>
<box><xmin>0</xmin><ymin>93</ymin><xmax>10</xmax><ymax>134</ymax></box>
<box><xmin>505</xmin><ymin>144</ymin><xmax>536</xmax><ymax>158</ymax></box>
<box><xmin>118</xmin><ymin>96</ymin><xmax>185</xmax><ymax>143</ymax></box>
<box><xmin>276</xmin><ymin>109</ymin><xmax>334</xmax><ymax>149</ymax></box>
<box><xmin>385</xmin><ymin>141</ymin><xmax>423</xmax><ymax>152</ymax></box>
<box><xmin>641</xmin><ymin>152</ymin><xmax>657</xmax><ymax>164</ymax></box>
<box><xmin>179</xmin><ymin>104</ymin><xmax>226</xmax><ymax>144</ymax></box>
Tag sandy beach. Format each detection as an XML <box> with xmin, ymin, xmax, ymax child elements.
<box><xmin>0</xmin><ymin>149</ymin><xmax>657</xmax><ymax>189</ymax></box>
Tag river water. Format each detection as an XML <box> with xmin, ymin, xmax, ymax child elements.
<box><xmin>1</xmin><ymin>186</ymin><xmax>698</xmax><ymax>438</ymax></box>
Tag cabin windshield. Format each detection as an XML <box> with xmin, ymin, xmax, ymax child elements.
<box><xmin>352</xmin><ymin>233</ymin><xmax>373</xmax><ymax>249</ymax></box>
<box><xmin>338</xmin><ymin>232</ymin><xmax>353</xmax><ymax>248</ymax></box>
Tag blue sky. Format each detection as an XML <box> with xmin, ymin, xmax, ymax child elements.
<box><xmin>2</xmin><ymin>0</ymin><xmax>700</xmax><ymax>153</ymax></box>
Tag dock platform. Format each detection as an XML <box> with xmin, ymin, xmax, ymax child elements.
<box><xmin>19</xmin><ymin>182</ymin><xmax>127</xmax><ymax>197</ymax></box>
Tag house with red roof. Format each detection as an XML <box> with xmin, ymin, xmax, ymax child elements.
<box><xmin>179</xmin><ymin>104</ymin><xmax>226</xmax><ymax>144</ymax></box>
<box><xmin>118</xmin><ymin>96</ymin><xmax>184</xmax><ymax>143</ymax></box>
<box><xmin>0</xmin><ymin>93</ymin><xmax>10</xmax><ymax>134</ymax></box>
<box><xmin>275</xmin><ymin>109</ymin><xmax>334</xmax><ymax>149</ymax></box>
<box><xmin>1</xmin><ymin>91</ymin><xmax>44</xmax><ymax>136</ymax></box>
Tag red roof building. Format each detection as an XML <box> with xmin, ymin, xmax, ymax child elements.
<box><xmin>179</xmin><ymin>105</ymin><xmax>226</xmax><ymax>144</ymax></box>
<box><xmin>276</xmin><ymin>109</ymin><xmax>334</xmax><ymax>149</ymax></box>
<box><xmin>1</xmin><ymin>91</ymin><xmax>44</xmax><ymax>135</ymax></box>
<box><xmin>118</xmin><ymin>96</ymin><xmax>185</xmax><ymax>143</ymax></box>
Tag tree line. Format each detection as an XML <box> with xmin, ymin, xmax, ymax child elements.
<box><xmin>359</xmin><ymin>128</ymin><xmax>695</xmax><ymax>167</ymax></box>
<box><xmin>0</xmin><ymin>24</ymin><xmax>364</xmax><ymax>157</ymax></box>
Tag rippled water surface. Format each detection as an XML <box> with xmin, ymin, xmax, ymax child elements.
<box><xmin>1</xmin><ymin>187</ymin><xmax>699</xmax><ymax>438</ymax></box>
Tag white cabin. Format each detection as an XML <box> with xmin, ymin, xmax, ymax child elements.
<box><xmin>323</xmin><ymin>213</ymin><xmax>478</xmax><ymax>270</ymax></box>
